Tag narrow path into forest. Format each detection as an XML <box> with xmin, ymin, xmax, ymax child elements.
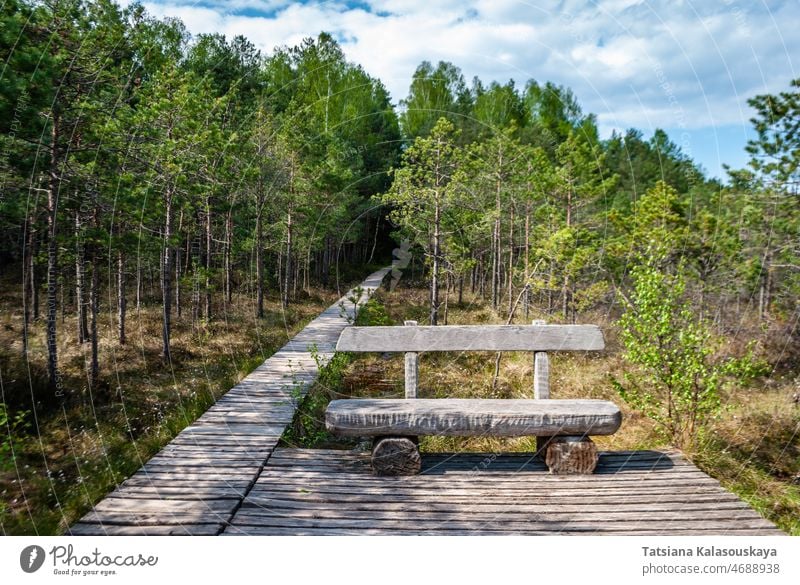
<box><xmin>68</xmin><ymin>267</ymin><xmax>391</xmax><ymax>535</ymax></box>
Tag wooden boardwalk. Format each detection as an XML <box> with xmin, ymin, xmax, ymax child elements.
<box><xmin>224</xmin><ymin>449</ymin><xmax>782</xmax><ymax>535</ymax></box>
<box><xmin>68</xmin><ymin>264</ymin><xmax>781</xmax><ymax>536</ymax></box>
<box><xmin>68</xmin><ymin>267</ymin><xmax>391</xmax><ymax>536</ymax></box>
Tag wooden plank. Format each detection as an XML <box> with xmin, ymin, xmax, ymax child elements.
<box><xmin>107</xmin><ymin>487</ymin><xmax>246</xmax><ymax>499</ymax></box>
<box><xmin>228</xmin><ymin>515</ymin><xmax>775</xmax><ymax>532</ymax></box>
<box><xmin>91</xmin><ymin>497</ymin><xmax>236</xmax><ymax>514</ymax></box>
<box><xmin>265</xmin><ymin>448</ymin><xmax>689</xmax><ymax>466</ymax></box>
<box><xmin>176</xmin><ymin>423</ymin><xmax>287</xmax><ymax>435</ymax></box>
<box><xmin>121</xmin><ymin>478</ymin><xmax>253</xmax><ymax>489</ymax></box>
<box><xmin>155</xmin><ymin>448</ymin><xmax>272</xmax><ymax>458</ymax></box>
<box><xmin>242</xmin><ymin>498</ymin><xmax>752</xmax><ymax>514</ymax></box>
<box><xmin>337</xmin><ymin>324</ymin><xmax>605</xmax><ymax>352</ymax></box>
<box><xmin>232</xmin><ymin>507</ymin><xmax>765</xmax><ymax>524</ymax></box>
<box><xmin>69</xmin><ymin>523</ymin><xmax>222</xmax><ymax>536</ymax></box>
<box><xmin>122</xmin><ymin>471</ymin><xmax>255</xmax><ymax>481</ymax></box>
<box><xmin>66</xmin><ymin>267</ymin><xmax>393</xmax><ymax>536</ymax></box>
<box><xmin>253</xmin><ymin>472</ymin><xmax>716</xmax><ymax>488</ymax></box>
<box><xmin>222</xmin><ymin>525</ymin><xmax>780</xmax><ymax>536</ymax></box>
<box><xmin>260</xmin><ymin>455</ymin><xmax>702</xmax><ymax>475</ymax></box>
<box><xmin>243</xmin><ymin>491</ymin><xmax>746</xmax><ymax>505</ymax></box>
<box><xmin>266</xmin><ymin>453</ymin><xmax>700</xmax><ymax>470</ymax></box>
<box><xmin>404</xmin><ymin>321</ymin><xmax>419</xmax><ymax>399</ymax></box>
<box><xmin>144</xmin><ymin>457</ymin><xmax>265</xmax><ymax>468</ymax></box>
<box><xmin>248</xmin><ymin>484</ymin><xmax>738</xmax><ymax>498</ymax></box>
<box><xmin>325</xmin><ymin>398</ymin><xmax>622</xmax><ymax>436</ymax></box>
<box><xmin>533</xmin><ymin>352</ymin><xmax>550</xmax><ymax>399</ymax></box>
<box><xmin>79</xmin><ymin>512</ymin><xmax>231</xmax><ymax>526</ymax></box>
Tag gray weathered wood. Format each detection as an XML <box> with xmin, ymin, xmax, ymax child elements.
<box><xmin>545</xmin><ymin>436</ymin><xmax>598</xmax><ymax>474</ymax></box>
<box><xmin>69</xmin><ymin>267</ymin><xmax>393</xmax><ymax>536</ymax></box>
<box><xmin>220</xmin><ymin>448</ymin><xmax>782</xmax><ymax>536</ymax></box>
<box><xmin>69</xmin><ymin>523</ymin><xmax>222</xmax><ymax>536</ymax></box>
<box><xmin>371</xmin><ymin>436</ymin><xmax>421</xmax><ymax>476</ymax></box>
<box><xmin>532</xmin><ymin>321</ymin><xmax>550</xmax><ymax>399</ymax></box>
<box><xmin>336</xmin><ymin>324</ymin><xmax>605</xmax><ymax>352</ymax></box>
<box><xmin>532</xmin><ymin>320</ymin><xmax>552</xmax><ymax>456</ymax></box>
<box><xmin>223</xmin><ymin>526</ymin><xmax>779</xmax><ymax>536</ymax></box>
<box><xmin>326</xmin><ymin>398</ymin><xmax>622</xmax><ymax>437</ymax></box>
<box><xmin>403</xmin><ymin>320</ymin><xmax>418</xmax><ymax>399</ymax></box>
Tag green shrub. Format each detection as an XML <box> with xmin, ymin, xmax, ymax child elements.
<box><xmin>611</xmin><ymin>259</ymin><xmax>760</xmax><ymax>449</ymax></box>
<box><xmin>355</xmin><ymin>296</ymin><xmax>393</xmax><ymax>326</ymax></box>
<box><xmin>0</xmin><ymin>403</ymin><xmax>29</xmax><ymax>472</ymax></box>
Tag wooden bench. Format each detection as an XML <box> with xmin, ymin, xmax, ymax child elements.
<box><xmin>325</xmin><ymin>321</ymin><xmax>622</xmax><ymax>475</ymax></box>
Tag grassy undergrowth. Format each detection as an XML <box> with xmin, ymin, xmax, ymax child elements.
<box><xmin>0</xmin><ymin>265</ymin><xmax>378</xmax><ymax>535</ymax></box>
<box><xmin>285</xmin><ymin>283</ymin><xmax>800</xmax><ymax>535</ymax></box>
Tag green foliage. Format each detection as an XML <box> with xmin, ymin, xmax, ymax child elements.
<box><xmin>746</xmin><ymin>78</ymin><xmax>800</xmax><ymax>188</ymax></box>
<box><xmin>0</xmin><ymin>404</ymin><xmax>29</xmax><ymax>472</ymax></box>
<box><xmin>339</xmin><ymin>285</ymin><xmax>370</xmax><ymax>324</ymax></box>
<box><xmin>400</xmin><ymin>61</ymin><xmax>470</xmax><ymax>140</ymax></box>
<box><xmin>355</xmin><ymin>296</ymin><xmax>393</xmax><ymax>326</ymax></box>
<box><xmin>284</xmin><ymin>293</ymin><xmax>392</xmax><ymax>448</ymax></box>
<box><xmin>611</xmin><ymin>259</ymin><xmax>761</xmax><ymax>449</ymax></box>
<box><xmin>283</xmin><ymin>342</ymin><xmax>353</xmax><ymax>448</ymax></box>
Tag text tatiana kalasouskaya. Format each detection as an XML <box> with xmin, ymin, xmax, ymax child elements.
<box><xmin>642</xmin><ymin>546</ymin><xmax>777</xmax><ymax>560</ymax></box>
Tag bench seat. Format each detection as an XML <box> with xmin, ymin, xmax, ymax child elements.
<box><xmin>325</xmin><ymin>398</ymin><xmax>622</xmax><ymax>438</ymax></box>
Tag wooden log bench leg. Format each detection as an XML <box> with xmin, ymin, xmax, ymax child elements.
<box><xmin>545</xmin><ymin>436</ymin><xmax>598</xmax><ymax>475</ymax></box>
<box><xmin>371</xmin><ymin>436</ymin><xmax>421</xmax><ymax>476</ymax></box>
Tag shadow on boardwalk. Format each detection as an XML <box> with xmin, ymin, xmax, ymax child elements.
<box><xmin>222</xmin><ymin>448</ymin><xmax>782</xmax><ymax>536</ymax></box>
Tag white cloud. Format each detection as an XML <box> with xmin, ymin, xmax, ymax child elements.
<box><xmin>131</xmin><ymin>0</ymin><xmax>799</xmax><ymax>175</ymax></box>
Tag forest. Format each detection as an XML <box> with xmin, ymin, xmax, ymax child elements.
<box><xmin>1</xmin><ymin>0</ymin><xmax>799</xmax><ymax>534</ymax></box>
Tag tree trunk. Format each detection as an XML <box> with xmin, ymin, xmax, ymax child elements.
<box><xmin>175</xmin><ymin>246</ymin><xmax>181</xmax><ymax>318</ymax></box>
<box><xmin>161</xmin><ymin>188</ymin><xmax>173</xmax><ymax>361</ymax></box>
<box><xmin>368</xmin><ymin>212</ymin><xmax>380</xmax><ymax>265</ymax></box>
<box><xmin>75</xmin><ymin>211</ymin><xmax>88</xmax><ymax>343</ymax></box>
<box><xmin>205</xmin><ymin>202</ymin><xmax>212</xmax><ymax>320</ymax></box>
<box><xmin>118</xmin><ymin>250</ymin><xmax>126</xmax><ymax>345</ymax></box>
<box><xmin>430</xmin><ymin>192</ymin><xmax>441</xmax><ymax>326</ymax></box>
<box><xmin>470</xmin><ymin>260</ymin><xmax>476</xmax><ymax>295</ymax></box>
<box><xmin>89</xmin><ymin>235</ymin><xmax>99</xmax><ymax>390</ymax></box>
<box><xmin>46</xmin><ymin>113</ymin><xmax>62</xmax><ymax>397</ymax></box>
<box><xmin>563</xmin><ymin>187</ymin><xmax>573</xmax><ymax>322</ymax></box>
<box><xmin>256</xmin><ymin>207</ymin><xmax>264</xmax><ymax>318</ymax></box>
<box><xmin>371</xmin><ymin>436</ymin><xmax>421</xmax><ymax>476</ymax></box>
<box><xmin>491</xmin><ymin>213</ymin><xmax>500</xmax><ymax>310</ymax></box>
<box><xmin>225</xmin><ymin>210</ymin><xmax>232</xmax><ymax>305</ymax></box>
<box><xmin>22</xmin><ymin>218</ymin><xmax>34</xmax><ymax>354</ymax></box>
<box><xmin>507</xmin><ymin>203</ymin><xmax>515</xmax><ymax>319</ymax></box>
<box><xmin>192</xmin><ymin>226</ymin><xmax>201</xmax><ymax>324</ymax></box>
<box><xmin>524</xmin><ymin>203</ymin><xmax>530</xmax><ymax>320</ymax></box>
<box><xmin>175</xmin><ymin>210</ymin><xmax>183</xmax><ymax>318</ymax></box>
<box><xmin>545</xmin><ymin>437</ymin><xmax>598</xmax><ymax>475</ymax></box>
<box><xmin>321</xmin><ymin>236</ymin><xmax>330</xmax><ymax>286</ymax></box>
<box><xmin>442</xmin><ymin>273</ymin><xmax>450</xmax><ymax>325</ymax></box>
<box><xmin>29</xmin><ymin>220</ymin><xmax>40</xmax><ymax>321</ymax></box>
<box><xmin>283</xmin><ymin>208</ymin><xmax>292</xmax><ymax>309</ymax></box>
<box><xmin>491</xmin><ymin>150</ymin><xmax>503</xmax><ymax>311</ymax></box>
<box><xmin>293</xmin><ymin>252</ymin><xmax>299</xmax><ymax>300</ymax></box>
<box><xmin>136</xmin><ymin>259</ymin><xmax>142</xmax><ymax>313</ymax></box>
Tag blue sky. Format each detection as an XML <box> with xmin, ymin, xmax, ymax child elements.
<box><xmin>122</xmin><ymin>0</ymin><xmax>798</xmax><ymax>181</ymax></box>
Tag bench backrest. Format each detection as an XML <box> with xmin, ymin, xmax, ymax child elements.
<box><xmin>336</xmin><ymin>324</ymin><xmax>604</xmax><ymax>352</ymax></box>
<box><xmin>336</xmin><ymin>321</ymin><xmax>604</xmax><ymax>401</ymax></box>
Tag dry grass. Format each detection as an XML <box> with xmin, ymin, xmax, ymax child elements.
<box><xmin>0</xmin><ymin>269</ymin><xmax>345</xmax><ymax>535</ymax></box>
<box><xmin>304</xmin><ymin>283</ymin><xmax>799</xmax><ymax>534</ymax></box>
